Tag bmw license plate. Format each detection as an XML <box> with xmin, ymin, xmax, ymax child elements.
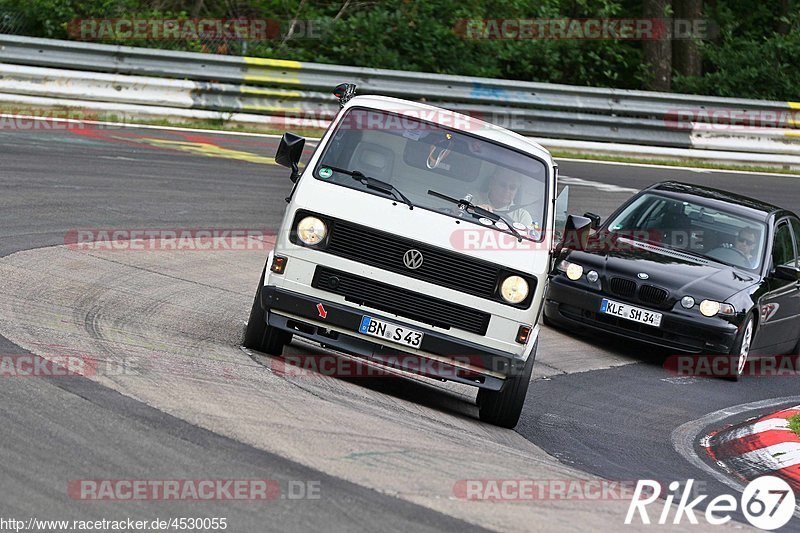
<box><xmin>600</xmin><ymin>298</ymin><xmax>662</xmax><ymax>327</ymax></box>
<box><xmin>359</xmin><ymin>316</ymin><xmax>423</xmax><ymax>348</ymax></box>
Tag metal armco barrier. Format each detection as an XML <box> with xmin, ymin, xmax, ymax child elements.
<box><xmin>1</xmin><ymin>34</ymin><xmax>799</xmax><ymax>155</ymax></box>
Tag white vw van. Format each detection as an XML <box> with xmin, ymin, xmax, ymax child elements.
<box><xmin>244</xmin><ymin>84</ymin><xmax>580</xmax><ymax>427</ymax></box>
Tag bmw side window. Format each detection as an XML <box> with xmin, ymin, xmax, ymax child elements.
<box><xmin>791</xmin><ymin>218</ymin><xmax>800</xmax><ymax>268</ymax></box>
<box><xmin>772</xmin><ymin>222</ymin><xmax>795</xmax><ymax>269</ymax></box>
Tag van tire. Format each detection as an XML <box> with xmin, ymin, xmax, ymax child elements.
<box><xmin>477</xmin><ymin>340</ymin><xmax>536</xmax><ymax>428</ymax></box>
<box><xmin>243</xmin><ymin>265</ymin><xmax>291</xmax><ymax>356</ymax></box>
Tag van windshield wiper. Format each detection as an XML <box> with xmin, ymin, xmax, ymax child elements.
<box><xmin>427</xmin><ymin>189</ymin><xmax>524</xmax><ymax>242</ymax></box>
<box><xmin>324</xmin><ymin>166</ymin><xmax>413</xmax><ymax>210</ymax></box>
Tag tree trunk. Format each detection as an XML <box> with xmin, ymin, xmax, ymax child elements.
<box><xmin>777</xmin><ymin>0</ymin><xmax>790</xmax><ymax>35</ymax></box>
<box><xmin>190</xmin><ymin>0</ymin><xmax>205</xmax><ymax>18</ymax></box>
<box><xmin>673</xmin><ymin>0</ymin><xmax>702</xmax><ymax>77</ymax></box>
<box><xmin>643</xmin><ymin>0</ymin><xmax>672</xmax><ymax>91</ymax></box>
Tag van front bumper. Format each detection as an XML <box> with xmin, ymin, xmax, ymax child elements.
<box><xmin>260</xmin><ymin>286</ymin><xmax>531</xmax><ymax>391</ymax></box>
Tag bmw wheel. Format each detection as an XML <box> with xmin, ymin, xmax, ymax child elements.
<box><xmin>728</xmin><ymin>315</ymin><xmax>754</xmax><ymax>382</ymax></box>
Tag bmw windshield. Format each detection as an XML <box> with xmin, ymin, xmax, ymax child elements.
<box><xmin>605</xmin><ymin>193</ymin><xmax>767</xmax><ymax>271</ymax></box>
<box><xmin>314</xmin><ymin>107</ymin><xmax>548</xmax><ymax>241</ymax></box>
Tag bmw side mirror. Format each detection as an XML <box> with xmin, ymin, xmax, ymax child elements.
<box><xmin>276</xmin><ymin>132</ymin><xmax>305</xmax><ymax>183</ymax></box>
<box><xmin>557</xmin><ymin>214</ymin><xmax>593</xmax><ymax>254</ymax></box>
<box><xmin>583</xmin><ymin>212</ymin><xmax>601</xmax><ymax>230</ymax></box>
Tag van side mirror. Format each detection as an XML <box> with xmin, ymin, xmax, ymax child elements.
<box><xmin>583</xmin><ymin>212</ymin><xmax>601</xmax><ymax>230</ymax></box>
<box><xmin>275</xmin><ymin>132</ymin><xmax>305</xmax><ymax>182</ymax></box>
<box><xmin>556</xmin><ymin>214</ymin><xmax>593</xmax><ymax>254</ymax></box>
<box><xmin>333</xmin><ymin>82</ymin><xmax>357</xmax><ymax>108</ymax></box>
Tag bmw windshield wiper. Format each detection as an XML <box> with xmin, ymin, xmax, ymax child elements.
<box><xmin>324</xmin><ymin>166</ymin><xmax>413</xmax><ymax>210</ymax></box>
<box><xmin>427</xmin><ymin>189</ymin><xmax>524</xmax><ymax>242</ymax></box>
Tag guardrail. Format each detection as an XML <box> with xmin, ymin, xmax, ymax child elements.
<box><xmin>1</xmin><ymin>33</ymin><xmax>799</xmax><ymax>158</ymax></box>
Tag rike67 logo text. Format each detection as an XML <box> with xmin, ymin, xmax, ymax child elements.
<box><xmin>626</xmin><ymin>477</ymin><xmax>796</xmax><ymax>530</ymax></box>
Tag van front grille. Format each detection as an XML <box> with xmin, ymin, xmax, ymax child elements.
<box><xmin>324</xmin><ymin>219</ymin><xmax>504</xmax><ymax>300</ymax></box>
<box><xmin>312</xmin><ymin>266</ymin><xmax>491</xmax><ymax>335</ymax></box>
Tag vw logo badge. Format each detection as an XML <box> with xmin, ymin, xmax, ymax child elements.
<box><xmin>403</xmin><ymin>249</ymin><xmax>424</xmax><ymax>270</ymax></box>
<box><xmin>637</xmin><ymin>272</ymin><xmax>649</xmax><ymax>280</ymax></box>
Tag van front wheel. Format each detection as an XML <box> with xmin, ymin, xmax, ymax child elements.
<box><xmin>477</xmin><ymin>340</ymin><xmax>536</xmax><ymax>428</ymax></box>
<box><xmin>243</xmin><ymin>267</ymin><xmax>290</xmax><ymax>356</ymax></box>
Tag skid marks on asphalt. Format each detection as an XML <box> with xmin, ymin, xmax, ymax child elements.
<box><xmin>0</xmin><ymin>243</ymin><xmax>645</xmax><ymax>532</ymax></box>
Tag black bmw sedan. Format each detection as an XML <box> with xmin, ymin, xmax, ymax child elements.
<box><xmin>545</xmin><ymin>181</ymin><xmax>800</xmax><ymax>379</ymax></box>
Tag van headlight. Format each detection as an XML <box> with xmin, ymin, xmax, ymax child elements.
<box><xmin>296</xmin><ymin>216</ymin><xmax>327</xmax><ymax>245</ymax></box>
<box><xmin>500</xmin><ymin>275</ymin><xmax>529</xmax><ymax>304</ymax></box>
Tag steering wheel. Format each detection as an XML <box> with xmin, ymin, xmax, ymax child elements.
<box><xmin>706</xmin><ymin>245</ymin><xmax>751</xmax><ymax>267</ymax></box>
<box><xmin>728</xmin><ymin>247</ymin><xmax>750</xmax><ymax>262</ymax></box>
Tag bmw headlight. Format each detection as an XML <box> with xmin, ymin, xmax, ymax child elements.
<box><xmin>500</xmin><ymin>275</ymin><xmax>529</xmax><ymax>304</ymax></box>
<box><xmin>699</xmin><ymin>300</ymin><xmax>720</xmax><ymax>317</ymax></box>
<box><xmin>699</xmin><ymin>300</ymin><xmax>735</xmax><ymax>317</ymax></box>
<box><xmin>296</xmin><ymin>216</ymin><xmax>328</xmax><ymax>245</ymax></box>
<box><xmin>558</xmin><ymin>260</ymin><xmax>584</xmax><ymax>281</ymax></box>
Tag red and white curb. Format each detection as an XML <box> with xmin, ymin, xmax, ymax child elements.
<box><xmin>703</xmin><ymin>405</ymin><xmax>800</xmax><ymax>492</ymax></box>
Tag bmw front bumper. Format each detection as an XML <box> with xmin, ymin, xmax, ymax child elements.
<box><xmin>544</xmin><ymin>277</ymin><xmax>740</xmax><ymax>354</ymax></box>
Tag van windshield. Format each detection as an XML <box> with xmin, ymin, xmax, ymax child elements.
<box><xmin>314</xmin><ymin>107</ymin><xmax>549</xmax><ymax>241</ymax></box>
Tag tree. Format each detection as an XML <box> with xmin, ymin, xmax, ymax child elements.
<box><xmin>642</xmin><ymin>0</ymin><xmax>671</xmax><ymax>90</ymax></box>
<box><xmin>672</xmin><ymin>0</ymin><xmax>701</xmax><ymax>77</ymax></box>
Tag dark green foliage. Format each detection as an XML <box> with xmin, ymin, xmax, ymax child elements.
<box><xmin>1</xmin><ymin>0</ymin><xmax>798</xmax><ymax>100</ymax></box>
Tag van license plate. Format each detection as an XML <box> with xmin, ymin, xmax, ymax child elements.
<box><xmin>600</xmin><ymin>299</ymin><xmax>662</xmax><ymax>327</ymax></box>
<box><xmin>359</xmin><ymin>316</ymin><xmax>423</xmax><ymax>348</ymax></box>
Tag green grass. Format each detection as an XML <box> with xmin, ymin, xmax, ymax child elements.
<box><xmin>0</xmin><ymin>104</ymin><xmax>326</xmax><ymax>138</ymax></box>
<box><xmin>789</xmin><ymin>414</ymin><xmax>800</xmax><ymax>437</ymax></box>
<box><xmin>549</xmin><ymin>150</ymin><xmax>800</xmax><ymax>177</ymax></box>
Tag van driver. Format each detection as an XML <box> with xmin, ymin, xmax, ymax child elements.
<box><xmin>474</xmin><ymin>167</ymin><xmax>533</xmax><ymax>226</ymax></box>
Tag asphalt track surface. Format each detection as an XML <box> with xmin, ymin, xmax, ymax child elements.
<box><xmin>1</xmin><ymin>122</ymin><xmax>799</xmax><ymax>531</ymax></box>
<box><xmin>0</xmin><ymin>126</ymin><xmax>486</xmax><ymax>532</ymax></box>
<box><xmin>526</xmin><ymin>160</ymin><xmax>800</xmax><ymax>530</ymax></box>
